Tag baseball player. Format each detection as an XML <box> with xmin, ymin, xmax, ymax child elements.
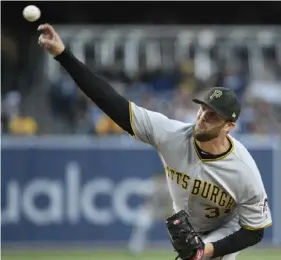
<box><xmin>128</xmin><ymin>174</ymin><xmax>172</xmax><ymax>255</ymax></box>
<box><xmin>38</xmin><ymin>24</ymin><xmax>272</xmax><ymax>260</ymax></box>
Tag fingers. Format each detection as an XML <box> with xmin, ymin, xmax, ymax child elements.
<box><xmin>38</xmin><ymin>24</ymin><xmax>56</xmax><ymax>47</ymax></box>
<box><xmin>37</xmin><ymin>23</ymin><xmax>57</xmax><ymax>36</ymax></box>
<box><xmin>37</xmin><ymin>23</ymin><xmax>65</xmax><ymax>56</ymax></box>
<box><xmin>38</xmin><ymin>34</ymin><xmax>52</xmax><ymax>47</ymax></box>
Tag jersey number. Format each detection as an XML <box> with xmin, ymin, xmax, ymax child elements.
<box><xmin>205</xmin><ymin>207</ymin><xmax>220</xmax><ymax>218</ymax></box>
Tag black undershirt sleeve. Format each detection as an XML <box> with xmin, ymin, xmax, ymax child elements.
<box><xmin>54</xmin><ymin>49</ymin><xmax>134</xmax><ymax>136</ymax></box>
<box><xmin>212</xmin><ymin>227</ymin><xmax>264</xmax><ymax>257</ymax></box>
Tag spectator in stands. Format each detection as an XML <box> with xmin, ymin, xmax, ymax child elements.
<box><xmin>82</xmin><ymin>102</ymin><xmax>123</xmax><ymax>136</ymax></box>
<box><xmin>149</xmin><ymin>68</ymin><xmax>177</xmax><ymax>92</ymax></box>
<box><xmin>223</xmin><ymin>64</ymin><xmax>248</xmax><ymax>103</ymax></box>
<box><xmin>178</xmin><ymin>60</ymin><xmax>198</xmax><ymax>95</ymax></box>
<box><xmin>48</xmin><ymin>69</ymin><xmax>78</xmax><ymax>133</ymax></box>
<box><xmin>128</xmin><ymin>174</ymin><xmax>172</xmax><ymax>256</ymax></box>
<box><xmin>1</xmin><ymin>91</ymin><xmax>21</xmax><ymax>134</ymax></box>
<box><xmin>8</xmin><ymin>110</ymin><xmax>38</xmax><ymax>136</ymax></box>
<box><xmin>95</xmin><ymin>114</ymin><xmax>123</xmax><ymax>136</ymax></box>
<box><xmin>72</xmin><ymin>90</ymin><xmax>89</xmax><ymax>134</ymax></box>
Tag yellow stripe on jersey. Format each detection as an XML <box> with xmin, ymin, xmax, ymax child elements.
<box><xmin>193</xmin><ymin>136</ymin><xmax>234</xmax><ymax>162</ymax></box>
<box><xmin>128</xmin><ymin>101</ymin><xmax>137</xmax><ymax>138</ymax></box>
<box><xmin>240</xmin><ymin>222</ymin><xmax>272</xmax><ymax>230</ymax></box>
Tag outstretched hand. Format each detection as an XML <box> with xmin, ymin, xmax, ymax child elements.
<box><xmin>38</xmin><ymin>23</ymin><xmax>65</xmax><ymax>57</ymax></box>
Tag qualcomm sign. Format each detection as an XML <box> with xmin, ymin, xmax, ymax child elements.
<box><xmin>2</xmin><ymin>162</ymin><xmax>150</xmax><ymax>226</ymax></box>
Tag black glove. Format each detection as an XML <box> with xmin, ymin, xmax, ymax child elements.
<box><xmin>166</xmin><ymin>210</ymin><xmax>205</xmax><ymax>260</ymax></box>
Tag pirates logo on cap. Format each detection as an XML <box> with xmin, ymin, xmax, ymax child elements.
<box><xmin>210</xmin><ymin>90</ymin><xmax>222</xmax><ymax>100</ymax></box>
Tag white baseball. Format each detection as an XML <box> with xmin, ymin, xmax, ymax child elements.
<box><xmin>23</xmin><ymin>5</ymin><xmax>41</xmax><ymax>22</ymax></box>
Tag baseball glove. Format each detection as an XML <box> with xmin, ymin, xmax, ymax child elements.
<box><xmin>166</xmin><ymin>210</ymin><xmax>205</xmax><ymax>260</ymax></box>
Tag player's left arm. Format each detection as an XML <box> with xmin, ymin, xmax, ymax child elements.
<box><xmin>205</xmin><ymin>167</ymin><xmax>272</xmax><ymax>257</ymax></box>
<box><xmin>205</xmin><ymin>227</ymin><xmax>265</xmax><ymax>257</ymax></box>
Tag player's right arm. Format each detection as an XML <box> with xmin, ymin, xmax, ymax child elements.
<box><xmin>38</xmin><ymin>24</ymin><xmax>134</xmax><ymax>136</ymax></box>
<box><xmin>38</xmin><ymin>24</ymin><xmax>186</xmax><ymax>147</ymax></box>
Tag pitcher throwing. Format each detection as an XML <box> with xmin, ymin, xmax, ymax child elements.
<box><xmin>38</xmin><ymin>24</ymin><xmax>272</xmax><ymax>260</ymax></box>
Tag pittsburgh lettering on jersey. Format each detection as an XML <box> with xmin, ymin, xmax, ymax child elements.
<box><xmin>165</xmin><ymin>165</ymin><xmax>190</xmax><ymax>190</ymax></box>
<box><xmin>165</xmin><ymin>165</ymin><xmax>235</xmax><ymax>212</ymax></box>
<box><xmin>190</xmin><ymin>179</ymin><xmax>235</xmax><ymax>210</ymax></box>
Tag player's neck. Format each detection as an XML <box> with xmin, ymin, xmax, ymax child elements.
<box><xmin>196</xmin><ymin>135</ymin><xmax>230</xmax><ymax>155</ymax></box>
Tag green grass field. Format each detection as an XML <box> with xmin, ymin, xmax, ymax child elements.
<box><xmin>2</xmin><ymin>249</ymin><xmax>281</xmax><ymax>260</ymax></box>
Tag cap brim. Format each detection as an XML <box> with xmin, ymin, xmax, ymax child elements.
<box><xmin>192</xmin><ymin>98</ymin><xmax>229</xmax><ymax>121</ymax></box>
<box><xmin>193</xmin><ymin>98</ymin><xmax>205</xmax><ymax>105</ymax></box>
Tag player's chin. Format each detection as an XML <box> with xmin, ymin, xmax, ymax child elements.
<box><xmin>192</xmin><ymin>128</ymin><xmax>216</xmax><ymax>142</ymax></box>
<box><xmin>193</xmin><ymin>134</ymin><xmax>215</xmax><ymax>142</ymax></box>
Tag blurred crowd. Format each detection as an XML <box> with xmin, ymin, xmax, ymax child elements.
<box><xmin>2</xmin><ymin>58</ymin><xmax>280</xmax><ymax>137</ymax></box>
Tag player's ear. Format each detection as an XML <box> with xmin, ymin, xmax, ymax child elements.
<box><xmin>224</xmin><ymin>121</ymin><xmax>235</xmax><ymax>132</ymax></box>
<box><xmin>226</xmin><ymin>122</ymin><xmax>235</xmax><ymax>131</ymax></box>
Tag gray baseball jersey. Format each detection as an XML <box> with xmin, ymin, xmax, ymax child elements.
<box><xmin>129</xmin><ymin>102</ymin><xmax>272</xmax><ymax>233</ymax></box>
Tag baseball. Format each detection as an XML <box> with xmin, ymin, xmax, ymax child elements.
<box><xmin>23</xmin><ymin>5</ymin><xmax>41</xmax><ymax>22</ymax></box>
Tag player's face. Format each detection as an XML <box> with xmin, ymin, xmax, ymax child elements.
<box><xmin>192</xmin><ymin>105</ymin><xmax>231</xmax><ymax>142</ymax></box>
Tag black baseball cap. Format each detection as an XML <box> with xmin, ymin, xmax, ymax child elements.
<box><xmin>193</xmin><ymin>87</ymin><xmax>241</xmax><ymax>122</ymax></box>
